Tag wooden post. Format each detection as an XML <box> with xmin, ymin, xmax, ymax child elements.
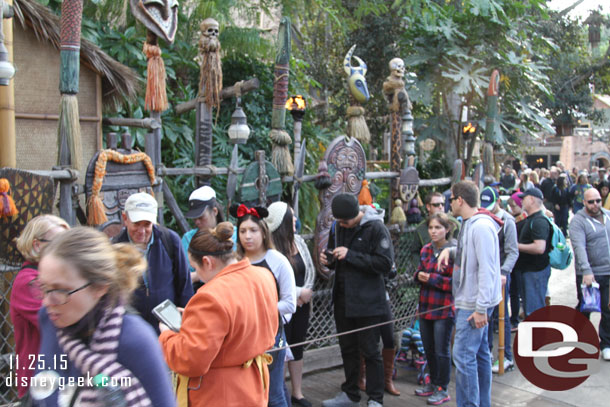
<box><xmin>0</xmin><ymin>0</ymin><xmax>15</xmax><ymax>168</ymax></box>
<box><xmin>498</xmin><ymin>286</ymin><xmax>506</xmax><ymax>375</ymax></box>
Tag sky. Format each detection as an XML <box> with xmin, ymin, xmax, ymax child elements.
<box><xmin>547</xmin><ymin>0</ymin><xmax>609</xmax><ymax>19</ymax></box>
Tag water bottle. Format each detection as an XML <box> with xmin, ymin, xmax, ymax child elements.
<box><xmin>93</xmin><ymin>373</ymin><xmax>127</xmax><ymax>407</ymax></box>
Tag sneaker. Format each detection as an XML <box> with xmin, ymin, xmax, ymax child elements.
<box><xmin>367</xmin><ymin>401</ymin><xmax>383</xmax><ymax>407</ymax></box>
<box><xmin>415</xmin><ymin>382</ymin><xmax>435</xmax><ymax>397</ymax></box>
<box><xmin>427</xmin><ymin>387</ymin><xmax>450</xmax><ymax>405</ymax></box>
<box><xmin>491</xmin><ymin>358</ymin><xmax>514</xmax><ymax>373</ymax></box>
<box><xmin>602</xmin><ymin>348</ymin><xmax>610</xmax><ymax>361</ymax></box>
<box><xmin>321</xmin><ymin>392</ymin><xmax>359</xmax><ymax>407</ymax></box>
<box><xmin>291</xmin><ymin>396</ymin><xmax>313</xmax><ymax>407</ymax></box>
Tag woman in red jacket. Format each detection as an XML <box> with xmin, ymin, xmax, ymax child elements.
<box><xmin>9</xmin><ymin>214</ymin><xmax>69</xmax><ymax>400</ymax></box>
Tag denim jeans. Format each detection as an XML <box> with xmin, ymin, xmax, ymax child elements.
<box><xmin>269</xmin><ymin>327</ymin><xmax>289</xmax><ymax>407</ymax></box>
<box><xmin>419</xmin><ymin>317</ymin><xmax>455</xmax><ymax>390</ymax></box>
<box><xmin>488</xmin><ymin>274</ymin><xmax>512</xmax><ymax>361</ymax></box>
<box><xmin>453</xmin><ymin>308</ymin><xmax>492</xmax><ymax>407</ymax></box>
<box><xmin>576</xmin><ymin>274</ymin><xmax>610</xmax><ymax>349</ymax></box>
<box><xmin>520</xmin><ymin>265</ymin><xmax>551</xmax><ymax>317</ymax></box>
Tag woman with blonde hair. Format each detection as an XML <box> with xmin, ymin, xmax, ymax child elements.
<box><xmin>34</xmin><ymin>227</ymin><xmax>175</xmax><ymax>406</ymax></box>
<box><xmin>10</xmin><ymin>214</ymin><xmax>69</xmax><ymax>400</ymax></box>
<box><xmin>160</xmin><ymin>222</ymin><xmax>279</xmax><ymax>406</ymax></box>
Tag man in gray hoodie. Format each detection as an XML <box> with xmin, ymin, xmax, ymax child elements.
<box><xmin>569</xmin><ymin>187</ymin><xmax>610</xmax><ymax>361</ymax></box>
<box><xmin>439</xmin><ymin>181</ymin><xmax>502</xmax><ymax>407</ymax></box>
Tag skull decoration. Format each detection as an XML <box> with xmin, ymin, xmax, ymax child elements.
<box><xmin>130</xmin><ymin>0</ymin><xmax>179</xmax><ymax>43</ymax></box>
<box><xmin>389</xmin><ymin>58</ymin><xmax>405</xmax><ymax>80</ymax></box>
<box><xmin>201</xmin><ymin>18</ymin><xmax>219</xmax><ymax>38</ymax></box>
<box><xmin>343</xmin><ymin>45</ymin><xmax>370</xmax><ymax>104</ymax></box>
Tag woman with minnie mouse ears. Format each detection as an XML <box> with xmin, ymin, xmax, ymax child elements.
<box><xmin>231</xmin><ymin>204</ymin><xmax>296</xmax><ymax>407</ymax></box>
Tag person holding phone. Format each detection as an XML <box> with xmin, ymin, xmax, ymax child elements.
<box><xmin>159</xmin><ymin>222</ymin><xmax>279</xmax><ymax>407</ymax></box>
<box><xmin>34</xmin><ymin>227</ymin><xmax>175</xmax><ymax>406</ymax></box>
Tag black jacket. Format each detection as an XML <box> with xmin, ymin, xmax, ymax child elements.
<box><xmin>327</xmin><ymin>206</ymin><xmax>394</xmax><ymax>317</ymax></box>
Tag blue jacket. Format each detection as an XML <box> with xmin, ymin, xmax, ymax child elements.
<box><xmin>34</xmin><ymin>308</ymin><xmax>176</xmax><ymax>407</ymax></box>
<box><xmin>115</xmin><ymin>226</ymin><xmax>194</xmax><ymax>330</ymax></box>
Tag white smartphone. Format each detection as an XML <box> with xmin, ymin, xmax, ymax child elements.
<box><xmin>152</xmin><ymin>299</ymin><xmax>182</xmax><ymax>332</ymax></box>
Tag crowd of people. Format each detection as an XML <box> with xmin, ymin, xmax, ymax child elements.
<box><xmin>7</xmin><ymin>160</ymin><xmax>610</xmax><ymax>407</ymax></box>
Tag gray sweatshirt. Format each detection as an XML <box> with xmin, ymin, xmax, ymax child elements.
<box><xmin>496</xmin><ymin>209</ymin><xmax>519</xmax><ymax>276</ymax></box>
<box><xmin>569</xmin><ymin>208</ymin><xmax>610</xmax><ymax>277</ymax></box>
<box><xmin>451</xmin><ymin>212</ymin><xmax>503</xmax><ymax>313</ymax></box>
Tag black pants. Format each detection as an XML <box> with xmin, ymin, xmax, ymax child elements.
<box><xmin>380</xmin><ymin>300</ymin><xmax>395</xmax><ymax>349</ymax></box>
<box><xmin>576</xmin><ymin>274</ymin><xmax>610</xmax><ymax>349</ymax></box>
<box><xmin>334</xmin><ymin>299</ymin><xmax>384</xmax><ymax>403</ymax></box>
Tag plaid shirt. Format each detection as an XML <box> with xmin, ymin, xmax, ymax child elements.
<box><xmin>414</xmin><ymin>242</ymin><xmax>455</xmax><ymax>320</ymax></box>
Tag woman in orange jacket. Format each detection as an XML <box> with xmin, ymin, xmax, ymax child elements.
<box><xmin>159</xmin><ymin>222</ymin><xmax>279</xmax><ymax>407</ymax></box>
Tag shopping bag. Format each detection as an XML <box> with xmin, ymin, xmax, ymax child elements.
<box><xmin>580</xmin><ymin>282</ymin><xmax>601</xmax><ymax>313</ymax></box>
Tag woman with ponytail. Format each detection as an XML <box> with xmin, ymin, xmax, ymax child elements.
<box><xmin>232</xmin><ymin>203</ymin><xmax>296</xmax><ymax>407</ymax></box>
<box><xmin>34</xmin><ymin>227</ymin><xmax>175</xmax><ymax>406</ymax></box>
<box><xmin>160</xmin><ymin>222</ymin><xmax>279</xmax><ymax>406</ymax></box>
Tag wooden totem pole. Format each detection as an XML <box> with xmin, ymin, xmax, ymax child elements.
<box><xmin>483</xmin><ymin>69</ymin><xmax>503</xmax><ymax>178</ymax></box>
<box><xmin>195</xmin><ymin>18</ymin><xmax>223</xmax><ymax>185</ymax></box>
<box><xmin>269</xmin><ymin>17</ymin><xmax>293</xmax><ymax>176</ymax></box>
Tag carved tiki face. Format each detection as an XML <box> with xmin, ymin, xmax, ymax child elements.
<box><xmin>130</xmin><ymin>0</ymin><xmax>179</xmax><ymax>43</ymax></box>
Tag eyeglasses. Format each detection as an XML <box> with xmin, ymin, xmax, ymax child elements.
<box><xmin>586</xmin><ymin>199</ymin><xmax>602</xmax><ymax>204</ymax></box>
<box><xmin>430</xmin><ymin>203</ymin><xmax>444</xmax><ymax>208</ymax></box>
<box><xmin>29</xmin><ymin>279</ymin><xmax>92</xmax><ymax>305</ymax></box>
<box><xmin>449</xmin><ymin>196</ymin><xmax>459</xmax><ymax>203</ymax></box>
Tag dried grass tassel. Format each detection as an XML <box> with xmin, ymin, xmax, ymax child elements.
<box><xmin>347</xmin><ymin>105</ymin><xmax>370</xmax><ymax>145</ymax></box>
<box><xmin>390</xmin><ymin>199</ymin><xmax>406</xmax><ymax>226</ymax></box>
<box><xmin>270</xmin><ymin>129</ymin><xmax>294</xmax><ymax>176</ymax></box>
<box><xmin>358</xmin><ymin>180</ymin><xmax>372</xmax><ymax>205</ymax></box>
<box><xmin>144</xmin><ymin>42</ymin><xmax>168</xmax><ymax>112</ymax></box>
<box><xmin>57</xmin><ymin>95</ymin><xmax>82</xmax><ymax>171</ymax></box>
<box><xmin>0</xmin><ymin>178</ymin><xmax>18</xmax><ymax>218</ymax></box>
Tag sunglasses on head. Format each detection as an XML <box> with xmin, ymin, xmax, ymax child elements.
<box><xmin>587</xmin><ymin>199</ymin><xmax>602</xmax><ymax>204</ymax></box>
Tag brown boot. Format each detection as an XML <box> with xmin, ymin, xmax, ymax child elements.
<box><xmin>383</xmin><ymin>348</ymin><xmax>400</xmax><ymax>396</ymax></box>
<box><xmin>358</xmin><ymin>354</ymin><xmax>366</xmax><ymax>391</ymax></box>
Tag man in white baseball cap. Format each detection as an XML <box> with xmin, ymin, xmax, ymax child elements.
<box><xmin>114</xmin><ymin>192</ymin><xmax>193</xmax><ymax>332</ymax></box>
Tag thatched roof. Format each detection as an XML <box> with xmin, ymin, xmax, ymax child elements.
<box><xmin>13</xmin><ymin>0</ymin><xmax>141</xmax><ymax>110</ymax></box>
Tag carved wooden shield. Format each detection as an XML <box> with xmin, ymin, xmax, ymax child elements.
<box><xmin>238</xmin><ymin>160</ymin><xmax>282</xmax><ymax>207</ymax></box>
<box><xmin>0</xmin><ymin>168</ymin><xmax>56</xmax><ymax>266</ymax></box>
<box><xmin>85</xmin><ymin>148</ymin><xmax>155</xmax><ymax>238</ymax></box>
<box><xmin>314</xmin><ymin>136</ymin><xmax>366</xmax><ymax>279</ymax></box>
<box><xmin>399</xmin><ymin>167</ymin><xmax>419</xmax><ymax>204</ymax></box>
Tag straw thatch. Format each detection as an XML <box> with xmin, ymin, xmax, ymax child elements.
<box><xmin>13</xmin><ymin>0</ymin><xmax>140</xmax><ymax>111</ymax></box>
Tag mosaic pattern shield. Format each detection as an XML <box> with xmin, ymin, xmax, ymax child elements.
<box><xmin>0</xmin><ymin>168</ymin><xmax>56</xmax><ymax>266</ymax></box>
<box><xmin>314</xmin><ymin>136</ymin><xmax>366</xmax><ymax>279</ymax></box>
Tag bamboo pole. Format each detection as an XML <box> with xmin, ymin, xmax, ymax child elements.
<box><xmin>498</xmin><ymin>285</ymin><xmax>506</xmax><ymax>375</ymax></box>
<box><xmin>0</xmin><ymin>0</ymin><xmax>15</xmax><ymax>168</ymax></box>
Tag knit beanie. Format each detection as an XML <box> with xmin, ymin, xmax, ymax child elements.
<box><xmin>332</xmin><ymin>193</ymin><xmax>359</xmax><ymax>220</ymax></box>
<box><xmin>265</xmin><ymin>201</ymin><xmax>289</xmax><ymax>232</ymax></box>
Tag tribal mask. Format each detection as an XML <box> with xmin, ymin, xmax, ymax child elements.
<box><xmin>130</xmin><ymin>0</ymin><xmax>179</xmax><ymax>43</ymax></box>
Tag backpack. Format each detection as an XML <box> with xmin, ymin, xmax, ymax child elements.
<box><xmin>543</xmin><ymin>215</ymin><xmax>572</xmax><ymax>270</ymax></box>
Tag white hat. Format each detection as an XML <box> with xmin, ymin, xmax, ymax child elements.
<box><xmin>185</xmin><ymin>186</ymin><xmax>217</xmax><ymax>219</ymax></box>
<box><xmin>124</xmin><ymin>192</ymin><xmax>158</xmax><ymax>224</ymax></box>
<box><xmin>265</xmin><ymin>202</ymin><xmax>289</xmax><ymax>233</ymax></box>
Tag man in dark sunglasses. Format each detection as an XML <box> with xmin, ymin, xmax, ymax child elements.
<box><xmin>569</xmin><ymin>188</ymin><xmax>610</xmax><ymax>361</ymax></box>
<box><xmin>414</xmin><ymin>192</ymin><xmax>461</xmax><ymax>254</ymax></box>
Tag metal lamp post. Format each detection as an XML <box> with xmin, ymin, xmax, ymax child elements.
<box><xmin>286</xmin><ymin>95</ymin><xmax>307</xmax><ymax>218</ymax></box>
<box><xmin>226</xmin><ymin>97</ymin><xmax>250</xmax><ymax>208</ymax></box>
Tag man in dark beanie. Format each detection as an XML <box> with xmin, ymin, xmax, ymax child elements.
<box><xmin>320</xmin><ymin>193</ymin><xmax>394</xmax><ymax>407</ymax></box>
